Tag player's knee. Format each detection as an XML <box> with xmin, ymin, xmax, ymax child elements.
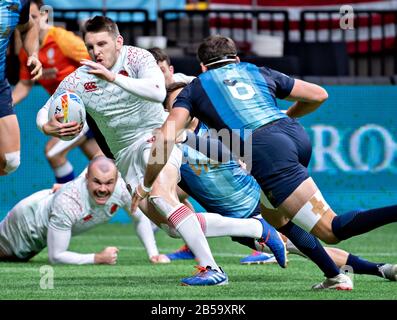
<box><xmin>44</xmin><ymin>143</ymin><xmax>64</xmax><ymax>164</ymax></box>
<box><xmin>1</xmin><ymin>151</ymin><xmax>20</xmax><ymax>175</ymax></box>
<box><xmin>291</xmin><ymin>190</ymin><xmax>341</xmax><ymax>244</ymax></box>
<box><xmin>321</xmin><ymin>232</ymin><xmax>340</xmax><ymax>245</ymax></box>
<box><xmin>159</xmin><ymin>223</ymin><xmax>180</xmax><ymax>238</ymax></box>
<box><xmin>45</xmin><ymin>152</ymin><xmax>65</xmax><ymax>167</ymax></box>
<box><xmin>148</xmin><ymin>195</ymin><xmax>175</xmax><ymax>218</ymax></box>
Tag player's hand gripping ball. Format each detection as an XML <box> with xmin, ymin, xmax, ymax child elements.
<box><xmin>48</xmin><ymin>90</ymin><xmax>86</xmax><ymax>141</ymax></box>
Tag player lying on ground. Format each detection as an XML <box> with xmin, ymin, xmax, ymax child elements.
<box><xmin>0</xmin><ymin>156</ymin><xmax>169</xmax><ymax>264</ymax></box>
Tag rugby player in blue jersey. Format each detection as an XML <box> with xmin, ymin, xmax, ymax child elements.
<box><xmin>0</xmin><ymin>0</ymin><xmax>42</xmax><ymax>175</ymax></box>
<box><xmin>133</xmin><ymin>35</ymin><xmax>397</xmax><ymax>290</ymax></box>
<box><xmin>164</xmin><ymin>82</ymin><xmax>397</xmax><ymax>282</ymax></box>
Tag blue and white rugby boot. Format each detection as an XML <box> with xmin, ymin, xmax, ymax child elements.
<box><xmin>240</xmin><ymin>251</ymin><xmax>277</xmax><ymax>265</ymax></box>
<box><xmin>256</xmin><ymin>218</ymin><xmax>288</xmax><ymax>268</ymax></box>
<box><xmin>166</xmin><ymin>245</ymin><xmax>195</xmax><ymax>260</ymax></box>
<box><xmin>181</xmin><ymin>266</ymin><xmax>228</xmax><ymax>286</ymax></box>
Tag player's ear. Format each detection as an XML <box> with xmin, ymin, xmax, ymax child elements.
<box><xmin>200</xmin><ymin>62</ymin><xmax>207</xmax><ymax>73</ymax></box>
<box><xmin>169</xmin><ymin>65</ymin><xmax>174</xmax><ymax>74</ymax></box>
<box><xmin>116</xmin><ymin>35</ymin><xmax>123</xmax><ymax>50</ymax></box>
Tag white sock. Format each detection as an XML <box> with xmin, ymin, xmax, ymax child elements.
<box><xmin>54</xmin><ymin>161</ymin><xmax>74</xmax><ymax>178</ymax></box>
<box><xmin>169</xmin><ymin>205</ymin><xmax>219</xmax><ymax>270</ymax></box>
<box><xmin>134</xmin><ymin>209</ymin><xmax>159</xmax><ymax>258</ymax></box>
<box><xmin>197</xmin><ymin>212</ymin><xmax>263</xmax><ymax>238</ymax></box>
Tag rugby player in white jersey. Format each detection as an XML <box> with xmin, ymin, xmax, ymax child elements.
<box><xmin>37</xmin><ymin>16</ymin><xmax>291</xmax><ymax>285</ymax></box>
<box><xmin>0</xmin><ymin>156</ymin><xmax>167</xmax><ymax>264</ymax></box>
<box><xmin>35</xmin><ymin>16</ymin><xmax>229</xmax><ymax>285</ymax></box>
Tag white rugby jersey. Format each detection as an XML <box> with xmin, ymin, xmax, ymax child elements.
<box><xmin>49</xmin><ymin>173</ymin><xmax>131</xmax><ymax>234</ymax></box>
<box><xmin>41</xmin><ymin>45</ymin><xmax>168</xmax><ymax>156</ymax></box>
<box><xmin>0</xmin><ymin>174</ymin><xmax>131</xmax><ymax>259</ymax></box>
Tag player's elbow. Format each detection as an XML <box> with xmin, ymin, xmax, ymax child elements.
<box><xmin>152</xmin><ymin>86</ymin><xmax>166</xmax><ymax>103</ymax></box>
<box><xmin>313</xmin><ymin>87</ymin><xmax>328</xmax><ymax>104</ymax></box>
<box><xmin>48</xmin><ymin>252</ymin><xmax>64</xmax><ymax>264</ymax></box>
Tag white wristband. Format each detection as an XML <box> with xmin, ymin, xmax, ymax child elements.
<box><xmin>141</xmin><ymin>183</ymin><xmax>152</xmax><ymax>193</ymax></box>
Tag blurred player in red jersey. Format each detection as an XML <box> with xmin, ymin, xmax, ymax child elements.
<box><xmin>12</xmin><ymin>0</ymin><xmax>102</xmax><ymax>183</ymax></box>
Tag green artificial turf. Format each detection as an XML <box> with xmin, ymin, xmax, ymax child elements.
<box><xmin>0</xmin><ymin>223</ymin><xmax>396</xmax><ymax>300</ymax></box>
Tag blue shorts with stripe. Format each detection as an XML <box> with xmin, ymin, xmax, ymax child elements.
<box><xmin>0</xmin><ymin>80</ymin><xmax>14</xmax><ymax>118</ymax></box>
<box><xmin>250</xmin><ymin>117</ymin><xmax>312</xmax><ymax>208</ymax></box>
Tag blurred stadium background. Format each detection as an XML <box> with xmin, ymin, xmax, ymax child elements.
<box><xmin>2</xmin><ymin>0</ymin><xmax>397</xmax><ymax>221</ymax></box>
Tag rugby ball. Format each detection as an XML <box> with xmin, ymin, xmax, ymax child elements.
<box><xmin>48</xmin><ymin>90</ymin><xmax>86</xmax><ymax>141</ymax></box>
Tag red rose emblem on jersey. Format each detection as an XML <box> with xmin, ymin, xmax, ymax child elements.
<box><xmin>83</xmin><ymin>214</ymin><xmax>93</xmax><ymax>222</ymax></box>
<box><xmin>118</xmin><ymin>70</ymin><xmax>129</xmax><ymax>77</ymax></box>
<box><xmin>110</xmin><ymin>204</ymin><xmax>119</xmax><ymax>214</ymax></box>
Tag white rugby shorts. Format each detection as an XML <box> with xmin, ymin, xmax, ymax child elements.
<box><xmin>115</xmin><ymin>133</ymin><xmax>182</xmax><ymax>189</ymax></box>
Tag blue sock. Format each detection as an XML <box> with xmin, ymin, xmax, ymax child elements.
<box><xmin>278</xmin><ymin>221</ymin><xmax>340</xmax><ymax>278</ymax></box>
<box><xmin>332</xmin><ymin>206</ymin><xmax>397</xmax><ymax>241</ymax></box>
<box><xmin>55</xmin><ymin>171</ymin><xmax>75</xmax><ymax>183</ymax></box>
<box><xmin>346</xmin><ymin>254</ymin><xmax>383</xmax><ymax>277</ymax></box>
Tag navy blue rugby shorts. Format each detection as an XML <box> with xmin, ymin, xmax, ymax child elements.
<box><xmin>250</xmin><ymin>117</ymin><xmax>312</xmax><ymax>208</ymax></box>
<box><xmin>0</xmin><ymin>80</ymin><xmax>14</xmax><ymax>118</ymax></box>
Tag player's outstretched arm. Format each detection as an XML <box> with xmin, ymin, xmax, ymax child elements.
<box><xmin>47</xmin><ymin>227</ymin><xmax>95</xmax><ymax>265</ymax></box>
<box><xmin>47</xmin><ymin>227</ymin><xmax>119</xmax><ymax>265</ymax></box>
<box><xmin>81</xmin><ymin>49</ymin><xmax>166</xmax><ymax>103</ymax></box>
<box><xmin>285</xmin><ymin>79</ymin><xmax>328</xmax><ymax>118</ymax></box>
<box><xmin>81</xmin><ymin>59</ymin><xmax>166</xmax><ymax>103</ymax></box>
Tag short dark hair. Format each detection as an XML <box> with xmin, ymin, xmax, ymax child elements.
<box><xmin>148</xmin><ymin>47</ymin><xmax>171</xmax><ymax>65</ymax></box>
<box><xmin>197</xmin><ymin>35</ymin><xmax>238</xmax><ymax>69</ymax></box>
<box><xmin>163</xmin><ymin>82</ymin><xmax>187</xmax><ymax>111</ymax></box>
<box><xmin>83</xmin><ymin>16</ymin><xmax>120</xmax><ymax>39</ymax></box>
<box><xmin>31</xmin><ymin>0</ymin><xmax>45</xmax><ymax>9</ymax></box>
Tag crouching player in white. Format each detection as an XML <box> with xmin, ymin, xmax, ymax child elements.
<box><xmin>0</xmin><ymin>156</ymin><xmax>167</xmax><ymax>264</ymax></box>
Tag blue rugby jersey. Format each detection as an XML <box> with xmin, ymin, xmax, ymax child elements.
<box><xmin>180</xmin><ymin>121</ymin><xmax>260</xmax><ymax>218</ymax></box>
<box><xmin>0</xmin><ymin>0</ymin><xmax>30</xmax><ymax>81</ymax></box>
<box><xmin>174</xmin><ymin>62</ymin><xmax>294</xmax><ymax>141</ymax></box>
